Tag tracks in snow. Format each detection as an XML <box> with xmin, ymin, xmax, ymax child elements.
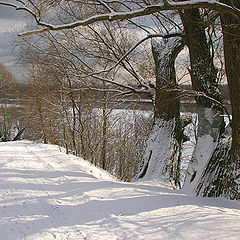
<box><xmin>24</xmin><ymin>144</ymin><xmax>86</xmax><ymax>240</ymax></box>
<box><xmin>1</xmin><ymin>141</ymin><xmax>239</xmax><ymax>240</ymax></box>
<box><xmin>5</xmin><ymin>142</ymin><xmax>86</xmax><ymax>240</ymax></box>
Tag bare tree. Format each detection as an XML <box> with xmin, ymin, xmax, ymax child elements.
<box><xmin>0</xmin><ymin>63</ymin><xmax>22</xmax><ymax>141</ymax></box>
<box><xmin>2</xmin><ymin>0</ymin><xmax>240</xmax><ymax>199</ymax></box>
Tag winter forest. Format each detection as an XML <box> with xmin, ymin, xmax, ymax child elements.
<box><xmin>0</xmin><ymin>0</ymin><xmax>239</xmax><ymax>204</ymax></box>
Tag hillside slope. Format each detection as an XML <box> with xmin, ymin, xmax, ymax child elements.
<box><xmin>0</xmin><ymin>141</ymin><xmax>239</xmax><ymax>240</ymax></box>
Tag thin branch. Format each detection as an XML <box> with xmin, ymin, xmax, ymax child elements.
<box><xmin>85</xmin><ymin>32</ymin><xmax>184</xmax><ymax>78</ymax></box>
<box><xmin>0</xmin><ymin>1</ymin><xmax>39</xmax><ymax>21</ymax></box>
<box><xmin>16</xmin><ymin>0</ymin><xmax>25</xmax><ymax>5</ymax></box>
<box><xmin>1</xmin><ymin>1</ymin><xmax>239</xmax><ymax>36</ymax></box>
<box><xmin>73</xmin><ymin>72</ymin><xmax>152</xmax><ymax>95</ymax></box>
<box><xmin>86</xmin><ymin>24</ymin><xmax>147</xmax><ymax>85</ymax></box>
<box><xmin>68</xmin><ymin>86</ymin><xmax>123</xmax><ymax>94</ymax></box>
<box><xmin>169</xmin><ymin>88</ymin><xmax>232</xmax><ymax>125</ymax></box>
<box><xmin>196</xmin><ymin>91</ymin><xmax>232</xmax><ymax>125</ymax></box>
<box><xmin>97</xmin><ymin>0</ymin><xmax>114</xmax><ymax>13</ymax></box>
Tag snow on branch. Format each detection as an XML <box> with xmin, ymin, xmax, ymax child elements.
<box><xmin>169</xmin><ymin>88</ymin><xmax>232</xmax><ymax>124</ymax></box>
<box><xmin>0</xmin><ymin>0</ymin><xmax>240</xmax><ymax>36</ymax></box>
<box><xmin>85</xmin><ymin>32</ymin><xmax>184</xmax><ymax>78</ymax></box>
<box><xmin>86</xmin><ymin>74</ymin><xmax>152</xmax><ymax>95</ymax></box>
<box><xmin>0</xmin><ymin>1</ymin><xmax>36</xmax><ymax>19</ymax></box>
<box><xmin>97</xmin><ymin>0</ymin><xmax>115</xmax><ymax>13</ymax></box>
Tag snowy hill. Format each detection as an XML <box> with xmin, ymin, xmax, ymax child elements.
<box><xmin>0</xmin><ymin>141</ymin><xmax>239</xmax><ymax>240</ymax></box>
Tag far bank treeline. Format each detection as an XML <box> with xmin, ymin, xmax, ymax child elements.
<box><xmin>0</xmin><ymin>62</ymin><xmax>230</xmax><ymax>183</ymax></box>
<box><xmin>1</xmin><ymin>63</ymin><xmax>154</xmax><ymax>181</ymax></box>
<box><xmin>1</xmin><ymin>81</ymin><xmax>231</xmax><ymax>105</ymax></box>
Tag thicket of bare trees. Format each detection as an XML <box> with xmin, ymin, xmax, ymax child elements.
<box><xmin>1</xmin><ymin>0</ymin><xmax>239</xmax><ymax>200</ymax></box>
<box><xmin>0</xmin><ymin>63</ymin><xmax>23</xmax><ymax>141</ymax></box>
<box><xmin>17</xmin><ymin>62</ymin><xmax>153</xmax><ymax>181</ymax></box>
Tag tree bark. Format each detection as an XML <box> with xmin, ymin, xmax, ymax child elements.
<box><xmin>180</xmin><ymin>8</ymin><xmax>225</xmax><ymax>193</ymax></box>
<box><xmin>196</xmin><ymin>0</ymin><xmax>240</xmax><ymax>200</ymax></box>
<box><xmin>180</xmin><ymin>9</ymin><xmax>222</xmax><ymax>107</ymax></box>
<box><xmin>136</xmin><ymin>37</ymin><xmax>184</xmax><ymax>188</ymax></box>
<box><xmin>221</xmin><ymin>0</ymin><xmax>240</xmax><ymax>170</ymax></box>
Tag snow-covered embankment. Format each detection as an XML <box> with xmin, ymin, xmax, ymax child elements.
<box><xmin>0</xmin><ymin>141</ymin><xmax>239</xmax><ymax>240</ymax></box>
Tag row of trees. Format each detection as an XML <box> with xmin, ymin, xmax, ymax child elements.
<box><xmin>20</xmin><ymin>65</ymin><xmax>153</xmax><ymax>180</ymax></box>
<box><xmin>0</xmin><ymin>63</ymin><xmax>23</xmax><ymax>142</ymax></box>
<box><xmin>0</xmin><ymin>61</ymin><xmax>153</xmax><ymax>180</ymax></box>
<box><xmin>1</xmin><ymin>0</ymin><xmax>239</xmax><ymax>200</ymax></box>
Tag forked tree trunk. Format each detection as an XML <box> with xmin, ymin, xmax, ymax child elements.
<box><xmin>180</xmin><ymin>9</ymin><xmax>225</xmax><ymax>193</ymax></box>
<box><xmin>196</xmin><ymin>0</ymin><xmax>240</xmax><ymax>200</ymax></box>
<box><xmin>136</xmin><ymin>37</ymin><xmax>184</xmax><ymax>188</ymax></box>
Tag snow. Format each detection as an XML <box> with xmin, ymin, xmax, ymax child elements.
<box><xmin>0</xmin><ymin>140</ymin><xmax>239</xmax><ymax>240</ymax></box>
<box><xmin>136</xmin><ymin>118</ymin><xmax>178</xmax><ymax>181</ymax></box>
<box><xmin>183</xmin><ymin>107</ymin><xmax>225</xmax><ymax>194</ymax></box>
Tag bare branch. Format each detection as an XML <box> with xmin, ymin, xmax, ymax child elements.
<box><xmin>1</xmin><ymin>1</ymin><xmax>239</xmax><ymax>36</ymax></box>
<box><xmin>97</xmin><ymin>0</ymin><xmax>114</xmax><ymax>13</ymax></box>
<box><xmin>85</xmin><ymin>32</ymin><xmax>184</xmax><ymax>78</ymax></box>
<box><xmin>0</xmin><ymin>1</ymin><xmax>39</xmax><ymax>21</ymax></box>
<box><xmin>169</xmin><ymin>88</ymin><xmax>232</xmax><ymax>125</ymax></box>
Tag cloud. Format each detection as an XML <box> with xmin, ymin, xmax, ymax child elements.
<box><xmin>0</xmin><ymin>5</ymin><xmax>25</xmax><ymax>20</ymax></box>
<box><xmin>0</xmin><ymin>32</ymin><xmax>16</xmax><ymax>65</ymax></box>
<box><xmin>0</xmin><ymin>4</ymin><xmax>26</xmax><ymax>81</ymax></box>
<box><xmin>0</xmin><ymin>48</ymin><xmax>11</xmax><ymax>58</ymax></box>
<box><xmin>0</xmin><ymin>51</ymin><xmax>23</xmax><ymax>80</ymax></box>
<box><xmin>0</xmin><ymin>19</ymin><xmax>25</xmax><ymax>33</ymax></box>
<box><xmin>0</xmin><ymin>33</ymin><xmax>10</xmax><ymax>48</ymax></box>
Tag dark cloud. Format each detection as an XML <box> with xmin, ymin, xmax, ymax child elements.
<box><xmin>0</xmin><ymin>3</ymin><xmax>25</xmax><ymax>81</ymax></box>
<box><xmin>0</xmin><ymin>32</ymin><xmax>15</xmax><ymax>62</ymax></box>
<box><xmin>0</xmin><ymin>33</ymin><xmax>11</xmax><ymax>48</ymax></box>
<box><xmin>0</xmin><ymin>48</ymin><xmax>11</xmax><ymax>58</ymax></box>
<box><xmin>0</xmin><ymin>31</ymin><xmax>23</xmax><ymax>81</ymax></box>
<box><xmin>0</xmin><ymin>5</ymin><xmax>25</xmax><ymax>20</ymax></box>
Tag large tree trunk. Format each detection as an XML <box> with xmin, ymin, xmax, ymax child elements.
<box><xmin>196</xmin><ymin>0</ymin><xmax>240</xmax><ymax>200</ymax></box>
<box><xmin>221</xmin><ymin>0</ymin><xmax>240</xmax><ymax>179</ymax></box>
<box><xmin>136</xmin><ymin>37</ymin><xmax>184</xmax><ymax>188</ymax></box>
<box><xmin>180</xmin><ymin>9</ymin><xmax>225</xmax><ymax>193</ymax></box>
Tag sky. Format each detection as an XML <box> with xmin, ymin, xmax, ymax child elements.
<box><xmin>0</xmin><ymin>4</ymin><xmax>26</xmax><ymax>81</ymax></box>
<box><xmin>0</xmin><ymin>2</ymin><xmax>190</xmax><ymax>84</ymax></box>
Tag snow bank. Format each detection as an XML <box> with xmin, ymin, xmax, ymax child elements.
<box><xmin>0</xmin><ymin>140</ymin><xmax>239</xmax><ymax>240</ymax></box>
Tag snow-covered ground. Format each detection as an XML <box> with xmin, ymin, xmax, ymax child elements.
<box><xmin>0</xmin><ymin>141</ymin><xmax>239</xmax><ymax>240</ymax></box>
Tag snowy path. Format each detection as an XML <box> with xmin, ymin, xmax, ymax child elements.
<box><xmin>0</xmin><ymin>141</ymin><xmax>239</xmax><ymax>240</ymax></box>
